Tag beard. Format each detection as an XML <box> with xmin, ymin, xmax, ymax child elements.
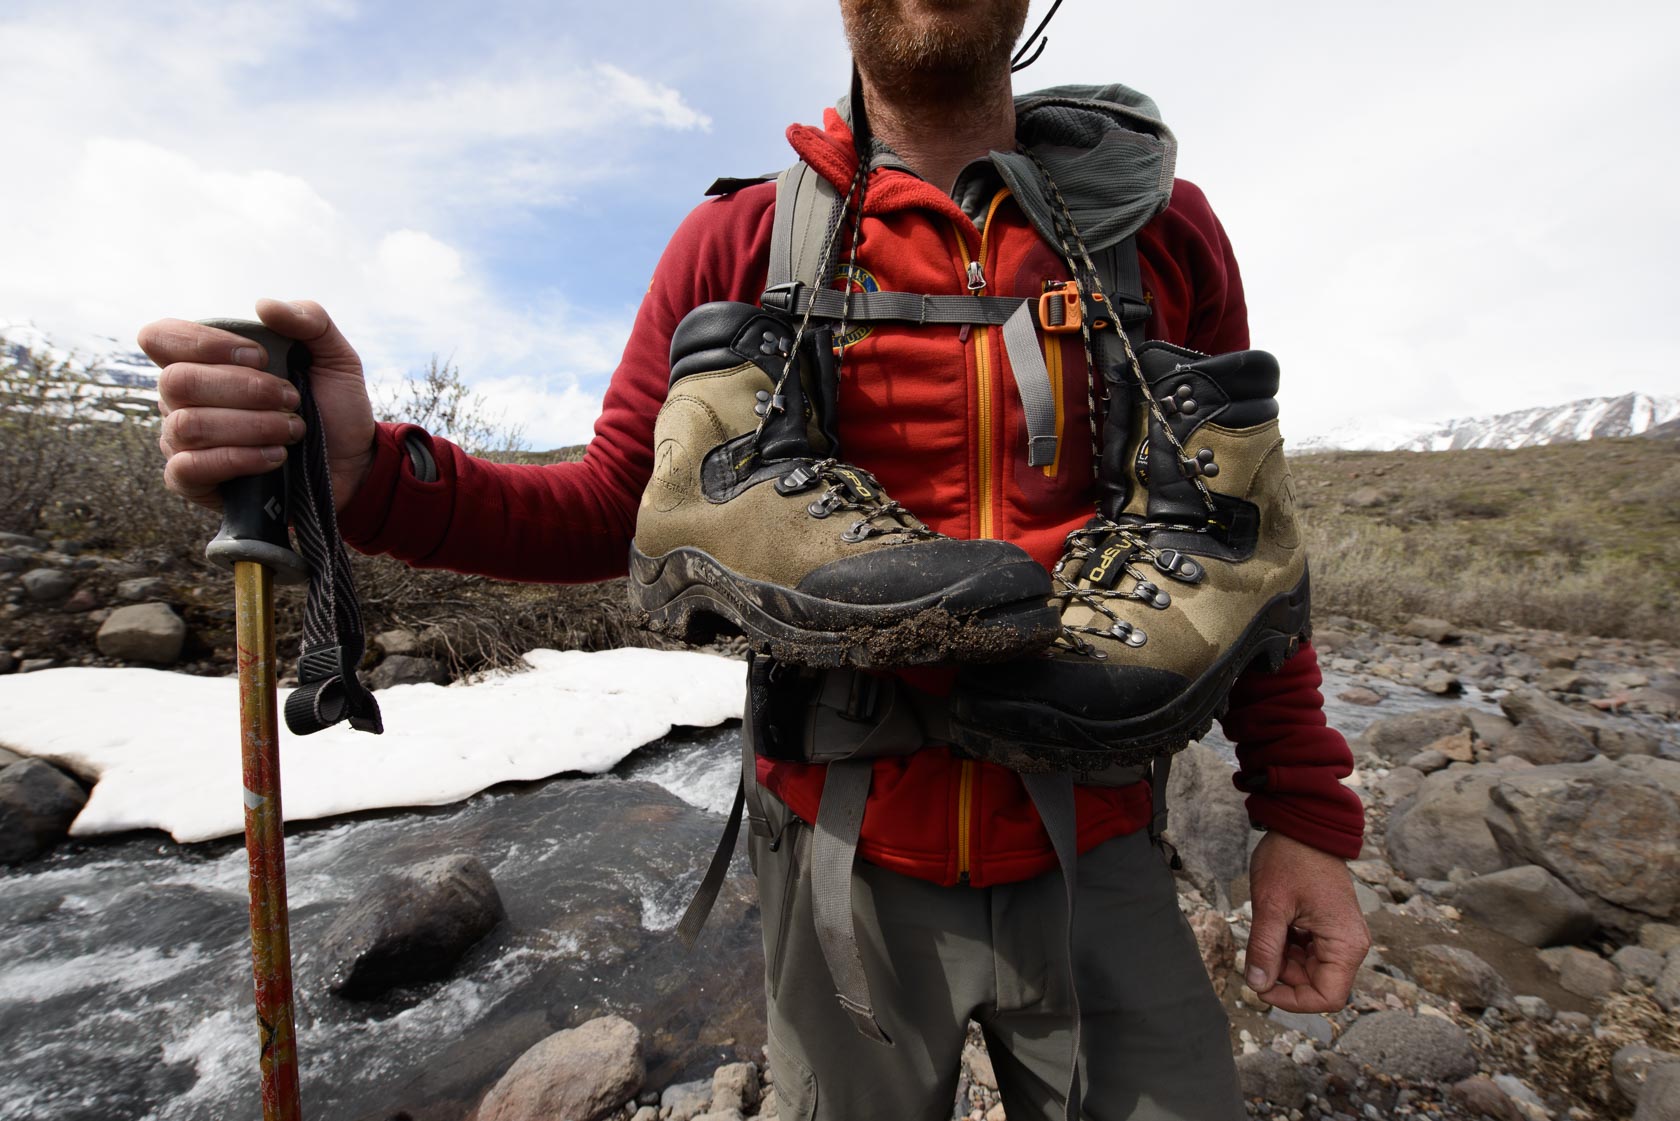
<box><xmin>841</xmin><ymin>0</ymin><xmax>1030</xmax><ymax>99</ymax></box>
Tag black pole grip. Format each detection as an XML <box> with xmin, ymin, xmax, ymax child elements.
<box><xmin>201</xmin><ymin>319</ymin><xmax>310</xmax><ymax>585</ymax></box>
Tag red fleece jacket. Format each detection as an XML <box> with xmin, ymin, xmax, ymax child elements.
<box><xmin>340</xmin><ymin>115</ymin><xmax>1366</xmax><ymax>879</ymax></box>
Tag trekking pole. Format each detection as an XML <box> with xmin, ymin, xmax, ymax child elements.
<box><xmin>202</xmin><ymin>320</ymin><xmax>313</xmax><ymax>1121</ymax></box>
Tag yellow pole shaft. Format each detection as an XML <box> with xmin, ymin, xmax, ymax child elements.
<box><xmin>234</xmin><ymin>559</ymin><xmax>303</xmax><ymax>1121</ymax></box>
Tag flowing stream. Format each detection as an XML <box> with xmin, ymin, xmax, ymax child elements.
<box><xmin>0</xmin><ymin>669</ymin><xmax>1493</xmax><ymax>1121</ymax></box>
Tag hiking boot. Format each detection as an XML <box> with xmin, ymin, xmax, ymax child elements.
<box><xmin>629</xmin><ymin>301</ymin><xmax>1061</xmax><ymax>668</ymax></box>
<box><xmin>950</xmin><ymin>342</ymin><xmax>1310</xmax><ymax>769</ymax></box>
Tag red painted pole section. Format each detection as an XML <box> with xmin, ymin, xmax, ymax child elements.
<box><xmin>235</xmin><ymin>559</ymin><xmax>304</xmax><ymax>1121</ymax></box>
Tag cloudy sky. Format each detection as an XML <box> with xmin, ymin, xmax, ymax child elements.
<box><xmin>4</xmin><ymin>0</ymin><xmax>1676</xmax><ymax>448</ymax></box>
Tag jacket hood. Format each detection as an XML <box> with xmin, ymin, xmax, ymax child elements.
<box><xmin>788</xmin><ymin>82</ymin><xmax>1176</xmax><ymax>252</ymax></box>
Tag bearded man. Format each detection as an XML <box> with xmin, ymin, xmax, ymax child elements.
<box><xmin>140</xmin><ymin>2</ymin><xmax>1370</xmax><ymax>1117</ymax></box>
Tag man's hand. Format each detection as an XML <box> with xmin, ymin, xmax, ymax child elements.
<box><xmin>138</xmin><ymin>299</ymin><xmax>377</xmax><ymax>513</ymax></box>
<box><xmin>1242</xmin><ymin>830</ymin><xmax>1371</xmax><ymax>1013</ymax></box>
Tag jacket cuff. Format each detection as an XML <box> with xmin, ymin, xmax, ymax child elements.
<box><xmin>337</xmin><ymin>422</ymin><xmax>453</xmax><ymax>557</ymax></box>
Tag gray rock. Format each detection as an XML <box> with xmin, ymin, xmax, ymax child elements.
<box><xmin>0</xmin><ymin>531</ymin><xmax>48</xmax><ymax>551</ymax></box>
<box><xmin>1420</xmin><ymin>671</ymin><xmax>1461</xmax><ymax>696</ymax></box>
<box><xmin>477</xmin><ymin>1015</ymin><xmax>644</xmax><ymax>1121</ymax></box>
<box><xmin>319</xmin><ymin>854</ymin><xmax>504</xmax><ymax>998</ymax></box>
<box><xmin>1164</xmin><ymin>742</ymin><xmax>1253</xmax><ymax>910</ymax></box>
<box><xmin>631</xmin><ymin>1108</ymin><xmax>659</xmax><ymax>1121</ymax></box>
<box><xmin>662</xmin><ymin>1078</ymin><xmax>714</xmax><ymax>1121</ymax></box>
<box><xmin>1267</xmin><ymin>1008</ymin><xmax>1334</xmax><ymax>1046</ymax></box>
<box><xmin>1375</xmin><ymin>765</ymin><xmax>1424</xmax><ymax>807</ymax></box>
<box><xmin>374</xmin><ymin>628</ymin><xmax>422</xmax><ymax>658</ymax></box>
<box><xmin>1403</xmin><ymin>617</ymin><xmax>1461</xmax><ymax>643</ymax></box>
<box><xmin>1493</xmin><ymin>712</ymin><xmax>1597</xmax><ymax>765</ymax></box>
<box><xmin>115</xmin><ymin>577</ymin><xmax>169</xmax><ymax>602</ymax></box>
<box><xmin>1235</xmin><ymin>1048</ymin><xmax>1311</xmax><ymax>1109</ymax></box>
<box><xmin>1353</xmin><ymin>882</ymin><xmax>1384</xmax><ymax>914</ymax></box>
<box><xmin>1513</xmin><ymin>995</ymin><xmax>1553</xmax><ymax>1021</ymax></box>
<box><xmin>1485</xmin><ymin>757</ymin><xmax>1680</xmax><ymax>932</ymax></box>
<box><xmin>1454</xmin><ymin>865</ymin><xmax>1596</xmax><ymax>947</ymax></box>
<box><xmin>18</xmin><ymin>658</ymin><xmax>56</xmax><ymax>673</ymax></box>
<box><xmin>1614</xmin><ymin>1045</ymin><xmax>1680</xmax><ymax>1105</ymax></box>
<box><xmin>1615</xmin><ymin>945</ymin><xmax>1668</xmax><ymax>988</ymax></box>
<box><xmin>1540</xmin><ymin>946</ymin><xmax>1618</xmax><ymax>1001</ymax></box>
<box><xmin>367</xmin><ymin>654</ymin><xmax>451</xmax><ymax>690</ymax></box>
<box><xmin>1466</xmin><ymin>710</ymin><xmax>1514</xmax><ymax>748</ymax></box>
<box><xmin>96</xmin><ymin>603</ymin><xmax>186</xmax><ymax>665</ymax></box>
<box><xmin>1641</xmin><ymin>922</ymin><xmax>1680</xmax><ymax>955</ymax></box>
<box><xmin>711</xmin><ymin>1062</ymin><xmax>759</xmax><ymax>1115</ymax></box>
<box><xmin>1335</xmin><ymin>1009</ymin><xmax>1476</xmax><ymax>1081</ymax></box>
<box><xmin>1634</xmin><ymin>1063</ymin><xmax>1680</xmax><ymax>1121</ymax></box>
<box><xmin>1356</xmin><ymin>708</ymin><xmax>1474</xmax><ymax>764</ymax></box>
<box><xmin>1503</xmin><ymin>687</ymin><xmax>1662</xmax><ymax>760</ymax></box>
<box><xmin>1556</xmin><ymin>1010</ymin><xmax>1593</xmax><ymax>1030</ymax></box>
<box><xmin>1386</xmin><ymin>767</ymin><xmax>1506</xmax><ymax>882</ymax></box>
<box><xmin>1411</xmin><ymin>944</ymin><xmax>1510</xmax><ymax>1010</ymax></box>
<box><xmin>1658</xmin><ymin>955</ymin><xmax>1680</xmax><ymax>1012</ymax></box>
<box><xmin>1405</xmin><ymin>749</ymin><xmax>1450</xmax><ymax>773</ymax></box>
<box><xmin>1448</xmin><ymin>1076</ymin><xmax>1523</xmax><ymax>1121</ymax></box>
<box><xmin>0</xmin><ymin>759</ymin><xmax>89</xmax><ymax>864</ymax></box>
<box><xmin>690</xmin><ymin>1111</ymin><xmax>745</xmax><ymax>1121</ymax></box>
<box><xmin>1338</xmin><ymin>686</ymin><xmax>1385</xmax><ymax>707</ymax></box>
<box><xmin>21</xmin><ymin>568</ymin><xmax>76</xmax><ymax>603</ymax></box>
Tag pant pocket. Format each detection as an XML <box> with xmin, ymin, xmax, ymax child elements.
<box><xmin>766</xmin><ymin>1025</ymin><xmax>819</xmax><ymax>1121</ymax></box>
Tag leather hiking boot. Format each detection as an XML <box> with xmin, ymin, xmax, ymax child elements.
<box><xmin>950</xmin><ymin>341</ymin><xmax>1311</xmax><ymax>769</ymax></box>
<box><xmin>629</xmin><ymin>301</ymin><xmax>1061</xmax><ymax>669</ymax></box>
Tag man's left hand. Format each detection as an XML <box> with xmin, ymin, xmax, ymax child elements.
<box><xmin>1242</xmin><ymin>830</ymin><xmax>1371</xmax><ymax>1013</ymax></box>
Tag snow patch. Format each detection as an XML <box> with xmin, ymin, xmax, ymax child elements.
<box><xmin>0</xmin><ymin>648</ymin><xmax>744</xmax><ymax>843</ymax></box>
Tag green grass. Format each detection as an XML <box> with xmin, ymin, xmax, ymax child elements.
<box><xmin>1292</xmin><ymin>438</ymin><xmax>1680</xmax><ymax>641</ymax></box>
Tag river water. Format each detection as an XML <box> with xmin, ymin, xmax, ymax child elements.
<box><xmin>0</xmin><ymin>670</ymin><xmax>1497</xmax><ymax>1121</ymax></box>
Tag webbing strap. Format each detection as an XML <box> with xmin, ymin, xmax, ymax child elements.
<box><xmin>811</xmin><ymin>758</ymin><xmax>891</xmax><ymax>1044</ymax></box>
<box><xmin>1002</xmin><ymin>300</ymin><xmax>1058</xmax><ymax>466</ymax></box>
<box><xmin>283</xmin><ymin>361</ymin><xmax>381</xmax><ymax>736</ymax></box>
<box><xmin>769</xmin><ymin>162</ymin><xmax>842</xmax><ymax>291</ymax></box>
<box><xmin>1148</xmin><ymin>755</ymin><xmax>1183</xmax><ymax>870</ymax></box>
<box><xmin>1019</xmin><ymin>771</ymin><xmax>1083</xmax><ymax>1121</ymax></box>
<box><xmin>779</xmin><ymin>285</ymin><xmax>1028</xmax><ymax>327</ymax></box>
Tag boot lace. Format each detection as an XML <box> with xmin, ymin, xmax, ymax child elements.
<box><xmin>1049</xmin><ymin>519</ymin><xmax>1206</xmax><ymax>658</ymax></box>
<box><xmin>780</xmin><ymin>458</ymin><xmax>940</xmax><ymax>544</ymax></box>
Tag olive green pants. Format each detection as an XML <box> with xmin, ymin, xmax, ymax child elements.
<box><xmin>750</xmin><ymin>796</ymin><xmax>1244</xmax><ymax>1121</ymax></box>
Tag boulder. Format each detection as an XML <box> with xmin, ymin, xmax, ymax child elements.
<box><xmin>1448</xmin><ymin>1076</ymin><xmax>1523</xmax><ymax>1121</ymax></box>
<box><xmin>374</xmin><ymin>628</ymin><xmax>422</xmax><ymax>658</ymax></box>
<box><xmin>1235</xmin><ymin>1048</ymin><xmax>1310</xmax><ymax>1109</ymax></box>
<box><xmin>1338</xmin><ymin>686</ymin><xmax>1384</xmax><ymax>707</ymax></box>
<box><xmin>477</xmin><ymin>1015</ymin><xmax>644</xmax><ymax>1121</ymax></box>
<box><xmin>1411</xmin><ymin>944</ymin><xmax>1510</xmax><ymax>1010</ymax></box>
<box><xmin>1492</xmin><ymin>713</ymin><xmax>1596</xmax><ymax>765</ymax></box>
<box><xmin>1375</xmin><ymin>765</ymin><xmax>1425</xmax><ymax>807</ymax></box>
<box><xmin>0</xmin><ymin>759</ymin><xmax>88</xmax><ymax>864</ymax></box>
<box><xmin>1502</xmin><ymin>688</ymin><xmax>1662</xmax><ymax>760</ymax></box>
<box><xmin>1335</xmin><ymin>1009</ymin><xmax>1476</xmax><ymax>1081</ymax></box>
<box><xmin>0</xmin><ymin>531</ymin><xmax>48</xmax><ymax>550</ymax></box>
<box><xmin>1405</xmin><ymin>748</ymin><xmax>1450</xmax><ymax>773</ymax></box>
<box><xmin>21</xmin><ymin>567</ymin><xmax>76</xmax><ymax>603</ymax></box>
<box><xmin>1614</xmin><ymin>945</ymin><xmax>1667</xmax><ymax>988</ymax></box>
<box><xmin>1386</xmin><ymin>767</ymin><xmax>1506</xmax><ymax>882</ymax></box>
<box><xmin>1485</xmin><ymin>758</ymin><xmax>1680</xmax><ymax>932</ymax></box>
<box><xmin>1539</xmin><ymin>946</ymin><xmax>1618</xmax><ymax>1001</ymax></box>
<box><xmin>1614</xmin><ymin>1045</ymin><xmax>1680</xmax><ymax>1108</ymax></box>
<box><xmin>1356</xmin><ymin>708</ymin><xmax>1474</xmax><ymax>765</ymax></box>
<box><xmin>1634</xmin><ymin>1063</ymin><xmax>1680</xmax><ymax>1121</ymax></box>
<box><xmin>1165</xmin><ymin>743</ymin><xmax>1253</xmax><ymax>909</ymax></box>
<box><xmin>711</xmin><ymin>1063</ymin><xmax>760</xmax><ymax>1114</ymax></box>
<box><xmin>661</xmin><ymin>1078</ymin><xmax>714</xmax><ymax>1121</ymax></box>
<box><xmin>1403</xmin><ymin>617</ymin><xmax>1461</xmax><ymax>643</ymax></box>
<box><xmin>1453</xmin><ymin>865</ymin><xmax>1596</xmax><ymax>947</ymax></box>
<box><xmin>115</xmin><ymin>576</ymin><xmax>169</xmax><ymax>602</ymax></box>
<box><xmin>1658</xmin><ymin>956</ymin><xmax>1680</xmax><ymax>1013</ymax></box>
<box><xmin>1640</xmin><ymin>922</ymin><xmax>1680</xmax><ymax>955</ymax></box>
<box><xmin>96</xmin><ymin>603</ymin><xmax>186</xmax><ymax>665</ymax></box>
<box><xmin>367</xmin><ymin>654</ymin><xmax>452</xmax><ymax>690</ymax></box>
<box><xmin>319</xmin><ymin>854</ymin><xmax>504</xmax><ymax>998</ymax></box>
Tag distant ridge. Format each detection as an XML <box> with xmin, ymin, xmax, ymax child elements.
<box><xmin>1296</xmin><ymin>392</ymin><xmax>1680</xmax><ymax>453</ymax></box>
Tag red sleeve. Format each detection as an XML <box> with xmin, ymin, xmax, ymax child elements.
<box><xmin>1136</xmin><ymin>178</ymin><xmax>1250</xmax><ymax>356</ymax></box>
<box><xmin>1220</xmin><ymin>644</ymin><xmax>1366</xmax><ymax>859</ymax></box>
<box><xmin>337</xmin><ymin>184</ymin><xmax>777</xmax><ymax>581</ymax></box>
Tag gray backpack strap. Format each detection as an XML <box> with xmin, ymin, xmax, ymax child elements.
<box><xmin>768</xmin><ymin>161</ymin><xmax>844</xmax><ymax>290</ymax></box>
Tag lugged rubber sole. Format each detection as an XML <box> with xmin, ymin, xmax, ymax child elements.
<box><xmin>948</xmin><ymin>569</ymin><xmax>1313</xmax><ymax>771</ymax></box>
<box><xmin>628</xmin><ymin>543</ymin><xmax>1062</xmax><ymax>669</ymax></box>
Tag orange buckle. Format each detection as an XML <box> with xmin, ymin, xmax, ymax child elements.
<box><xmin>1038</xmin><ymin>280</ymin><xmax>1083</xmax><ymax>333</ymax></box>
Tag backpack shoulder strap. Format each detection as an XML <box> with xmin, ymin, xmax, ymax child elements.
<box><xmin>1094</xmin><ymin>234</ymin><xmax>1149</xmax><ymax>348</ymax></box>
<box><xmin>767</xmin><ymin>160</ymin><xmax>844</xmax><ymax>291</ymax></box>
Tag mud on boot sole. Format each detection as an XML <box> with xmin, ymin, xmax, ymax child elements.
<box><xmin>949</xmin><ymin>570</ymin><xmax>1312</xmax><ymax>771</ymax></box>
<box><xmin>629</xmin><ymin>544</ymin><xmax>1062</xmax><ymax>669</ymax></box>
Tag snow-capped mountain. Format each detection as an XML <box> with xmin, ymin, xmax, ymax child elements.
<box><xmin>1</xmin><ymin>321</ymin><xmax>158</xmax><ymax>393</ymax></box>
<box><xmin>1295</xmin><ymin>392</ymin><xmax>1680</xmax><ymax>453</ymax></box>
